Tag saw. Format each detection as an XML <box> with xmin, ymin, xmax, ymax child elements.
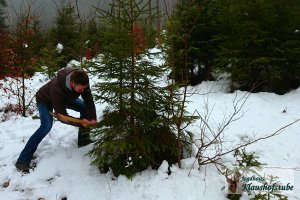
<box><xmin>49</xmin><ymin>112</ymin><xmax>89</xmax><ymax>127</ymax></box>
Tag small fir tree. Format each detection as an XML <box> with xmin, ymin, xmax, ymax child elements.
<box><xmin>89</xmin><ymin>0</ymin><xmax>178</xmax><ymax>178</ymax></box>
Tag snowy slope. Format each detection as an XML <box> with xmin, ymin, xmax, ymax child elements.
<box><xmin>1</xmin><ymin>61</ymin><xmax>300</xmax><ymax>199</ymax></box>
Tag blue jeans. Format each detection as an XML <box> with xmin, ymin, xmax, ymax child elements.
<box><xmin>17</xmin><ymin>98</ymin><xmax>90</xmax><ymax>164</ymax></box>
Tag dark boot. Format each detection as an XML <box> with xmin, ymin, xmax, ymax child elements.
<box><xmin>15</xmin><ymin>161</ymin><xmax>31</xmax><ymax>173</ymax></box>
<box><xmin>78</xmin><ymin>138</ymin><xmax>95</xmax><ymax>147</ymax></box>
<box><xmin>78</xmin><ymin>127</ymin><xmax>94</xmax><ymax>147</ymax></box>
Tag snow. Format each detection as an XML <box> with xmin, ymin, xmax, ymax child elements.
<box><xmin>1</xmin><ymin>51</ymin><xmax>300</xmax><ymax>199</ymax></box>
<box><xmin>56</xmin><ymin>43</ymin><xmax>63</xmax><ymax>54</ymax></box>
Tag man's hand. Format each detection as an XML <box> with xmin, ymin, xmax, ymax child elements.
<box><xmin>82</xmin><ymin>119</ymin><xmax>97</xmax><ymax>128</ymax></box>
<box><xmin>90</xmin><ymin>120</ymin><xmax>97</xmax><ymax>124</ymax></box>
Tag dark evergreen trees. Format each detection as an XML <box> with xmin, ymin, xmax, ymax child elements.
<box><xmin>39</xmin><ymin>40</ymin><xmax>65</xmax><ymax>78</ymax></box>
<box><xmin>0</xmin><ymin>0</ymin><xmax>8</xmax><ymax>78</ymax></box>
<box><xmin>0</xmin><ymin>0</ymin><xmax>6</xmax><ymax>30</ymax></box>
<box><xmin>166</xmin><ymin>0</ymin><xmax>219</xmax><ymax>85</ymax></box>
<box><xmin>48</xmin><ymin>2</ymin><xmax>79</xmax><ymax>68</ymax></box>
<box><xmin>167</xmin><ymin>0</ymin><xmax>300</xmax><ymax>94</ymax></box>
<box><xmin>85</xmin><ymin>19</ymin><xmax>101</xmax><ymax>58</ymax></box>
<box><xmin>89</xmin><ymin>0</ymin><xmax>178</xmax><ymax>178</ymax></box>
<box><xmin>215</xmin><ymin>0</ymin><xmax>300</xmax><ymax>94</ymax></box>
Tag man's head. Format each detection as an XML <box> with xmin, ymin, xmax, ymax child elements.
<box><xmin>70</xmin><ymin>70</ymin><xmax>89</xmax><ymax>93</ymax></box>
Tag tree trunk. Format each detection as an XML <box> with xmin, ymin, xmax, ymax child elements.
<box><xmin>148</xmin><ymin>0</ymin><xmax>152</xmax><ymax>27</ymax></box>
<box><xmin>22</xmin><ymin>63</ymin><xmax>26</xmax><ymax>117</ymax></box>
<box><xmin>156</xmin><ymin>0</ymin><xmax>160</xmax><ymax>31</ymax></box>
<box><xmin>130</xmin><ymin>0</ymin><xmax>136</xmax><ymax>133</ymax></box>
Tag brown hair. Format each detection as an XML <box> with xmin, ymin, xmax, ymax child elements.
<box><xmin>70</xmin><ymin>70</ymin><xmax>89</xmax><ymax>85</ymax></box>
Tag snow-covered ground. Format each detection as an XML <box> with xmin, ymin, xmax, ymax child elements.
<box><xmin>1</xmin><ymin>55</ymin><xmax>300</xmax><ymax>199</ymax></box>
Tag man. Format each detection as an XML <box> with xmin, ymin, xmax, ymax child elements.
<box><xmin>15</xmin><ymin>67</ymin><xmax>97</xmax><ymax>173</ymax></box>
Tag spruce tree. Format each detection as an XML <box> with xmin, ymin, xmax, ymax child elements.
<box><xmin>89</xmin><ymin>0</ymin><xmax>178</xmax><ymax>178</ymax></box>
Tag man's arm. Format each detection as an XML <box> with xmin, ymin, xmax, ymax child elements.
<box><xmin>81</xmin><ymin>85</ymin><xmax>97</xmax><ymax>120</ymax></box>
<box><xmin>50</xmin><ymin>112</ymin><xmax>96</xmax><ymax>128</ymax></box>
<box><xmin>50</xmin><ymin>88</ymin><xmax>69</xmax><ymax>116</ymax></box>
